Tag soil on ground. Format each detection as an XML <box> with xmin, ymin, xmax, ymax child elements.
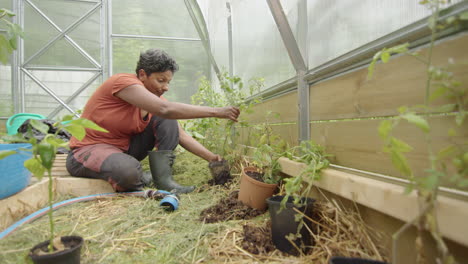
<box><xmin>241</xmin><ymin>222</ymin><xmax>276</xmax><ymax>255</ymax></box>
<box><xmin>199</xmin><ymin>191</ymin><xmax>266</xmax><ymax>223</ymax></box>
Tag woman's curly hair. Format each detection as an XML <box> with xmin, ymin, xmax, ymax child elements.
<box><xmin>135</xmin><ymin>49</ymin><xmax>179</xmax><ymax>75</ymax></box>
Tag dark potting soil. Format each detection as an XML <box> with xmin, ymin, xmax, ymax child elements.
<box><xmin>31</xmin><ymin>238</ymin><xmax>78</xmax><ymax>256</ymax></box>
<box><xmin>208</xmin><ymin>160</ymin><xmax>232</xmax><ymax>186</ymax></box>
<box><xmin>241</xmin><ymin>222</ymin><xmax>276</xmax><ymax>255</ymax></box>
<box><xmin>199</xmin><ymin>191</ymin><xmax>266</xmax><ymax>223</ymax></box>
<box><xmin>246</xmin><ymin>171</ymin><xmax>264</xmax><ymax>182</ymax></box>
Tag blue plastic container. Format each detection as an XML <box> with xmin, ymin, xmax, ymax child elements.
<box><xmin>6</xmin><ymin>113</ymin><xmax>46</xmax><ymax>135</ymax></box>
<box><xmin>0</xmin><ymin>143</ymin><xmax>33</xmax><ymax>199</ymax></box>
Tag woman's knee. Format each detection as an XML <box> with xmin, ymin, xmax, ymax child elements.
<box><xmin>101</xmin><ymin>153</ymin><xmax>144</xmax><ymax>191</ymax></box>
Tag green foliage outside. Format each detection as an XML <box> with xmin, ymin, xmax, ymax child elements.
<box><xmin>182</xmin><ymin>70</ymin><xmax>264</xmax><ymax>158</ymax></box>
<box><xmin>368</xmin><ymin>1</ymin><xmax>468</xmax><ymax>262</ymax></box>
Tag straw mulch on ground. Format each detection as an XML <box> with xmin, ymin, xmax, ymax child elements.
<box><xmin>0</xmin><ymin>150</ymin><xmax>388</xmax><ymax>264</ymax></box>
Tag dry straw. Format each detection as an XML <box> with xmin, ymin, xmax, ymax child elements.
<box><xmin>0</xmin><ymin>151</ymin><xmax>388</xmax><ymax>263</ymax></box>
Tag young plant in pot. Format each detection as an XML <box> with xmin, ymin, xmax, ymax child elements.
<box><xmin>1</xmin><ymin>116</ymin><xmax>107</xmax><ymax>264</ymax></box>
<box><xmin>183</xmin><ymin>70</ymin><xmax>263</xmax><ymax>185</ymax></box>
<box><xmin>238</xmin><ymin>115</ymin><xmax>287</xmax><ymax>211</ymax></box>
<box><xmin>266</xmin><ymin>140</ymin><xmax>331</xmax><ymax>256</ymax></box>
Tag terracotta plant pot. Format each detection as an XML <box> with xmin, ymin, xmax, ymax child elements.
<box><xmin>238</xmin><ymin>166</ymin><xmax>277</xmax><ymax>210</ymax></box>
<box><xmin>266</xmin><ymin>195</ymin><xmax>315</xmax><ymax>255</ymax></box>
<box><xmin>29</xmin><ymin>236</ymin><xmax>84</xmax><ymax>264</ymax></box>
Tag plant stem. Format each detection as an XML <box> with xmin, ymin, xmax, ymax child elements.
<box><xmin>47</xmin><ymin>169</ymin><xmax>55</xmax><ymax>252</ymax></box>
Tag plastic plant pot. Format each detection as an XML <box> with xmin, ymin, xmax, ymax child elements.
<box><xmin>266</xmin><ymin>195</ymin><xmax>315</xmax><ymax>255</ymax></box>
<box><xmin>29</xmin><ymin>236</ymin><xmax>84</xmax><ymax>264</ymax></box>
<box><xmin>329</xmin><ymin>256</ymin><xmax>387</xmax><ymax>264</ymax></box>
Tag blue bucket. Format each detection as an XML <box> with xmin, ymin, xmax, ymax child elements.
<box><xmin>0</xmin><ymin>143</ymin><xmax>33</xmax><ymax>199</ymax></box>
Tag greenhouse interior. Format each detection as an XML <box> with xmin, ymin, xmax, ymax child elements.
<box><xmin>0</xmin><ymin>0</ymin><xmax>467</xmax><ymax>263</ymax></box>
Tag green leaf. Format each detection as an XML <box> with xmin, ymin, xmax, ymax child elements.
<box><xmin>30</xmin><ymin>119</ymin><xmax>49</xmax><ymax>134</ymax></box>
<box><xmin>429</xmin><ymin>87</ymin><xmax>448</xmax><ymax>102</ymax></box>
<box><xmin>378</xmin><ymin>120</ymin><xmax>393</xmax><ymax>139</ymax></box>
<box><xmin>459</xmin><ymin>11</ymin><xmax>468</xmax><ymax>20</ymax></box>
<box><xmin>403</xmin><ymin>183</ymin><xmax>415</xmax><ymax>194</ymax></box>
<box><xmin>455</xmin><ymin>111</ymin><xmax>465</xmax><ymax>126</ymax></box>
<box><xmin>64</xmin><ymin>124</ymin><xmax>86</xmax><ymax>140</ymax></box>
<box><xmin>367</xmin><ymin>58</ymin><xmax>377</xmax><ymax>80</ymax></box>
<box><xmin>434</xmin><ymin>104</ymin><xmax>456</xmax><ymax>113</ymax></box>
<box><xmin>24</xmin><ymin>158</ymin><xmax>45</xmax><ymax>179</ymax></box>
<box><xmin>391</xmin><ymin>138</ymin><xmax>413</xmax><ymax>153</ymax></box>
<box><xmin>437</xmin><ymin>145</ymin><xmax>457</xmax><ymax>160</ymax></box>
<box><xmin>67</xmin><ymin>118</ymin><xmax>108</xmax><ymax>133</ymax></box>
<box><xmin>390</xmin><ymin>150</ymin><xmax>412</xmax><ymax>177</ymax></box>
<box><xmin>0</xmin><ymin>150</ymin><xmax>16</xmax><ymax>159</ymax></box>
<box><xmin>401</xmin><ymin>112</ymin><xmax>430</xmax><ymax>133</ymax></box>
<box><xmin>388</xmin><ymin>43</ymin><xmax>409</xmax><ymax>54</ymax></box>
<box><xmin>0</xmin><ymin>8</ymin><xmax>16</xmax><ymax>17</ymax></box>
<box><xmin>446</xmin><ymin>16</ymin><xmax>456</xmax><ymax>25</ymax></box>
<box><xmin>0</xmin><ymin>35</ymin><xmax>12</xmax><ymax>65</ymax></box>
<box><xmin>381</xmin><ymin>51</ymin><xmax>390</xmax><ymax>63</ymax></box>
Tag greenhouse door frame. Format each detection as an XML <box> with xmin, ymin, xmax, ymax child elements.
<box><xmin>11</xmin><ymin>0</ymin><xmax>107</xmax><ymax>119</ymax></box>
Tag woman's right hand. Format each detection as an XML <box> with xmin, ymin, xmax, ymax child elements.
<box><xmin>217</xmin><ymin>106</ymin><xmax>240</xmax><ymax>122</ymax></box>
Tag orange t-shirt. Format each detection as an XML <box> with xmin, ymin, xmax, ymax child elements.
<box><xmin>70</xmin><ymin>73</ymin><xmax>153</xmax><ymax>151</ymax></box>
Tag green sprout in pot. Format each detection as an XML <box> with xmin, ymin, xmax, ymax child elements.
<box><xmin>0</xmin><ymin>116</ymin><xmax>107</xmax><ymax>253</ymax></box>
<box><xmin>251</xmin><ymin>144</ymin><xmax>283</xmax><ymax>184</ymax></box>
<box><xmin>281</xmin><ymin>140</ymin><xmax>331</xmax><ymax>208</ymax></box>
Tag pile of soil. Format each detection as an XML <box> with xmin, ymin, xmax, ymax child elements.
<box><xmin>241</xmin><ymin>223</ymin><xmax>276</xmax><ymax>255</ymax></box>
<box><xmin>199</xmin><ymin>191</ymin><xmax>265</xmax><ymax>223</ymax></box>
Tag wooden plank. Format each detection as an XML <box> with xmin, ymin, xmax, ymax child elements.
<box><xmin>310</xmin><ymin>115</ymin><xmax>467</xmax><ymax>190</ymax></box>
<box><xmin>278</xmin><ymin>157</ymin><xmax>468</xmax><ymax>247</ymax></box>
<box><xmin>244</xmin><ymin>92</ymin><xmax>298</xmax><ymax>124</ymax></box>
<box><xmin>55</xmin><ymin>177</ymin><xmax>114</xmax><ymax>197</ymax></box>
<box><xmin>0</xmin><ymin>179</ymin><xmax>51</xmax><ymax>231</ymax></box>
<box><xmin>238</xmin><ymin>123</ymin><xmax>299</xmax><ymax>148</ymax></box>
<box><xmin>0</xmin><ymin>177</ymin><xmax>114</xmax><ymax>232</ymax></box>
<box><xmin>308</xmin><ymin>32</ymin><xmax>468</xmax><ymax>121</ymax></box>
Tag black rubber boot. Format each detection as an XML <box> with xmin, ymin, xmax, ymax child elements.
<box><xmin>148</xmin><ymin>150</ymin><xmax>195</xmax><ymax>194</ymax></box>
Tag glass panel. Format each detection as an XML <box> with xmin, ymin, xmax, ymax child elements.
<box><xmin>197</xmin><ymin>0</ymin><xmax>230</xmax><ymax>78</ymax></box>
<box><xmin>112</xmin><ymin>38</ymin><xmax>210</xmax><ymax>104</ymax></box>
<box><xmin>307</xmin><ymin>0</ymin><xmax>461</xmax><ymax>69</ymax></box>
<box><xmin>112</xmin><ymin>0</ymin><xmax>199</xmax><ymax>39</ymax></box>
<box><xmin>230</xmin><ymin>0</ymin><xmax>295</xmax><ymax>89</ymax></box>
<box><xmin>24</xmin><ymin>71</ymin><xmax>100</xmax><ymax>117</ymax></box>
<box><xmin>29</xmin><ymin>0</ymin><xmax>96</xmax><ymax>30</ymax></box>
<box><xmin>24</xmin><ymin>0</ymin><xmax>101</xmax><ymax>67</ymax></box>
<box><xmin>28</xmin><ymin>38</ymin><xmax>96</xmax><ymax>68</ymax></box>
<box><xmin>68</xmin><ymin>10</ymin><xmax>102</xmax><ymax>62</ymax></box>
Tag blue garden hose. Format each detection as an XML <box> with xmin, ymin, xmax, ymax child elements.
<box><xmin>0</xmin><ymin>189</ymin><xmax>179</xmax><ymax>239</ymax></box>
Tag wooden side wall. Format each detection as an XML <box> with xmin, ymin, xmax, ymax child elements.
<box><xmin>240</xmin><ymin>32</ymin><xmax>468</xmax><ymax>190</ymax></box>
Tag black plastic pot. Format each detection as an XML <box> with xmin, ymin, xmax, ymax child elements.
<box><xmin>29</xmin><ymin>236</ymin><xmax>84</xmax><ymax>264</ymax></box>
<box><xmin>266</xmin><ymin>195</ymin><xmax>315</xmax><ymax>255</ymax></box>
<box><xmin>329</xmin><ymin>256</ymin><xmax>387</xmax><ymax>264</ymax></box>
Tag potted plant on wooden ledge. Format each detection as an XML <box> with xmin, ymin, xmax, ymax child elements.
<box><xmin>1</xmin><ymin>116</ymin><xmax>107</xmax><ymax>264</ymax></box>
<box><xmin>266</xmin><ymin>140</ymin><xmax>331</xmax><ymax>255</ymax></box>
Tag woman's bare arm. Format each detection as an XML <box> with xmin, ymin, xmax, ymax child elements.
<box><xmin>115</xmin><ymin>84</ymin><xmax>239</xmax><ymax>121</ymax></box>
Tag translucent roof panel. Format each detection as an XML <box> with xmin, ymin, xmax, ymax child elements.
<box><xmin>112</xmin><ymin>38</ymin><xmax>210</xmax><ymax>104</ymax></box>
<box><xmin>229</xmin><ymin>0</ymin><xmax>295</xmax><ymax>89</ymax></box>
<box><xmin>197</xmin><ymin>0</ymin><xmax>230</xmax><ymax>76</ymax></box>
<box><xmin>112</xmin><ymin>0</ymin><xmax>200</xmax><ymax>39</ymax></box>
<box><xmin>307</xmin><ymin>0</ymin><xmax>462</xmax><ymax>69</ymax></box>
